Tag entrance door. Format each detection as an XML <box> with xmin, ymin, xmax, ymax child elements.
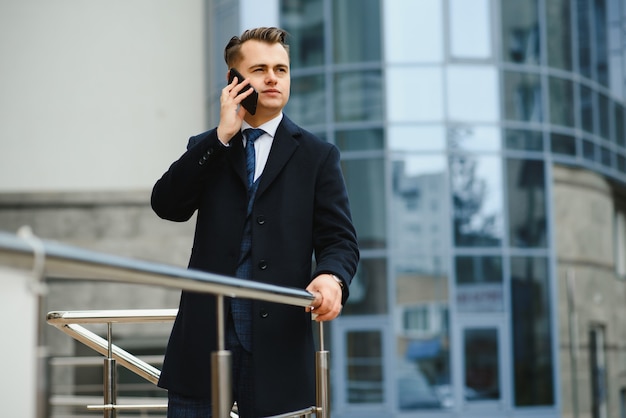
<box><xmin>455</xmin><ymin>316</ymin><xmax>507</xmax><ymax>412</ymax></box>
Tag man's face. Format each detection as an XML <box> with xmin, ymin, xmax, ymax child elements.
<box><xmin>235</xmin><ymin>40</ymin><xmax>291</xmax><ymax>121</ymax></box>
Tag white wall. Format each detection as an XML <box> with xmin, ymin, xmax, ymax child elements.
<box><xmin>0</xmin><ymin>0</ymin><xmax>207</xmax><ymax>192</ymax></box>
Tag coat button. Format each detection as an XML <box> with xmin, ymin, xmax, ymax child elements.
<box><xmin>199</xmin><ymin>154</ymin><xmax>208</xmax><ymax>165</ymax></box>
<box><xmin>260</xmin><ymin>310</ymin><xmax>269</xmax><ymax>318</ymax></box>
<box><xmin>256</xmin><ymin>215</ymin><xmax>265</xmax><ymax>225</ymax></box>
<box><xmin>258</xmin><ymin>260</ymin><xmax>268</xmax><ymax>270</ymax></box>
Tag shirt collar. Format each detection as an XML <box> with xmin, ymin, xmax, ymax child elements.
<box><xmin>242</xmin><ymin>113</ymin><xmax>283</xmax><ymax>138</ymax></box>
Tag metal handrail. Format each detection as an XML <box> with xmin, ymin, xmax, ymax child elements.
<box><xmin>0</xmin><ymin>230</ymin><xmax>329</xmax><ymax>418</ymax></box>
<box><xmin>0</xmin><ymin>231</ymin><xmax>316</xmax><ymax>308</ymax></box>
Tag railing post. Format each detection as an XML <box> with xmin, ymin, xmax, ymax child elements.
<box><xmin>315</xmin><ymin>321</ymin><xmax>330</xmax><ymax>418</ymax></box>
<box><xmin>212</xmin><ymin>295</ymin><xmax>233</xmax><ymax>417</ymax></box>
<box><xmin>103</xmin><ymin>322</ymin><xmax>117</xmax><ymax>418</ymax></box>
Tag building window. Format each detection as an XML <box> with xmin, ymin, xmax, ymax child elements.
<box><xmin>511</xmin><ymin>256</ymin><xmax>555</xmax><ymax>406</ymax></box>
<box><xmin>346</xmin><ymin>331</ymin><xmax>383</xmax><ymax>403</ymax></box>
<box><xmin>450</xmin><ymin>152</ymin><xmax>503</xmax><ymax>247</ymax></box>
<box><xmin>332</xmin><ymin>0</ymin><xmax>381</xmax><ymax>63</ymax></box>
<box><xmin>590</xmin><ymin>325</ymin><xmax>608</xmax><ymax>418</ymax></box>
<box><xmin>507</xmin><ymin>158</ymin><xmax>547</xmax><ymax>248</ymax></box>
<box><xmin>455</xmin><ymin>256</ymin><xmax>504</xmax><ymax>313</ymax></box>
<box><xmin>342</xmin><ymin>158</ymin><xmax>386</xmax><ymax>249</ymax></box>
<box><xmin>501</xmin><ymin>0</ymin><xmax>540</xmax><ymax>64</ymax></box>
<box><xmin>280</xmin><ymin>0</ymin><xmax>325</xmax><ymax>68</ymax></box>
<box><xmin>403</xmin><ymin>306</ymin><xmax>429</xmax><ymax>334</ymax></box>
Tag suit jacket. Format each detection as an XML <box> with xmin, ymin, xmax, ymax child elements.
<box><xmin>151</xmin><ymin>115</ymin><xmax>359</xmax><ymax>416</ymax></box>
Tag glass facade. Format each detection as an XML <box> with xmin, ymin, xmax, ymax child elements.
<box><xmin>276</xmin><ymin>0</ymin><xmax>626</xmax><ymax>416</ymax></box>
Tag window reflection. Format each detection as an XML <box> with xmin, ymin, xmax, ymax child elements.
<box><xmin>346</xmin><ymin>331</ymin><xmax>383</xmax><ymax>403</ymax></box>
<box><xmin>601</xmin><ymin>146</ymin><xmax>612</xmax><ymax>167</ymax></box>
<box><xmin>464</xmin><ymin>328</ymin><xmax>500</xmax><ymax>400</ymax></box>
<box><xmin>549</xmin><ymin>77</ymin><xmax>574</xmax><ymax>127</ymax></box>
<box><xmin>615</xmin><ymin>103</ymin><xmax>625</xmax><ymax>147</ymax></box>
<box><xmin>618</xmin><ymin>154</ymin><xmax>626</xmax><ymax>174</ymax></box>
<box><xmin>391</xmin><ymin>156</ymin><xmax>449</xmax><ymax>254</ymax></box>
<box><xmin>334</xmin><ymin>70</ymin><xmax>383</xmax><ymax>122</ymax></box>
<box><xmin>450</xmin><ymin>152</ymin><xmax>503</xmax><ymax>247</ymax></box>
<box><xmin>576</xmin><ymin>0</ymin><xmax>609</xmax><ymax>85</ymax></box>
<box><xmin>503</xmin><ymin>71</ymin><xmax>542</xmax><ymax>122</ymax></box>
<box><xmin>447</xmin><ymin>66</ymin><xmax>499</xmax><ymax>122</ymax></box>
<box><xmin>593</xmin><ymin>0</ymin><xmax>609</xmax><ymax>87</ymax></box>
<box><xmin>501</xmin><ymin>0</ymin><xmax>540</xmax><ymax>64</ymax></box>
<box><xmin>505</xmin><ymin>129</ymin><xmax>543</xmax><ymax>151</ymax></box>
<box><xmin>343</xmin><ymin>258</ymin><xmax>387</xmax><ymax>315</ymax></box>
<box><xmin>342</xmin><ymin>158</ymin><xmax>386</xmax><ymax>249</ymax></box>
<box><xmin>332</xmin><ymin>0</ymin><xmax>381</xmax><ymax>63</ymax></box>
<box><xmin>387</xmin><ymin>67</ymin><xmax>444</xmax><ymax>122</ymax></box>
<box><xmin>551</xmin><ymin>133</ymin><xmax>577</xmax><ymax>156</ymax></box>
<box><xmin>449</xmin><ymin>0</ymin><xmax>491</xmax><ymax>59</ymax></box>
<box><xmin>507</xmin><ymin>159</ymin><xmax>547</xmax><ymax>248</ymax></box>
<box><xmin>546</xmin><ymin>0</ymin><xmax>572</xmax><ymax>70</ymax></box>
<box><xmin>388</xmin><ymin>125</ymin><xmax>446</xmax><ymax>152</ymax></box>
<box><xmin>511</xmin><ymin>256</ymin><xmax>555</xmax><ymax>406</ymax></box>
<box><xmin>455</xmin><ymin>256</ymin><xmax>503</xmax><ymax>312</ymax></box>
<box><xmin>580</xmin><ymin>85</ymin><xmax>595</xmax><ymax>134</ymax></box>
<box><xmin>287</xmin><ymin>74</ymin><xmax>325</xmax><ymax>126</ymax></box>
<box><xmin>577</xmin><ymin>0</ymin><xmax>592</xmax><ymax>78</ymax></box>
<box><xmin>384</xmin><ymin>0</ymin><xmax>443</xmax><ymax>63</ymax></box>
<box><xmin>335</xmin><ymin>128</ymin><xmax>383</xmax><ymax>152</ymax></box>
<box><xmin>608</xmin><ymin>0</ymin><xmax>624</xmax><ymax>100</ymax></box>
<box><xmin>598</xmin><ymin>93</ymin><xmax>610</xmax><ymax>140</ymax></box>
<box><xmin>280</xmin><ymin>0</ymin><xmax>324</xmax><ymax>68</ymax></box>
<box><xmin>583</xmin><ymin>139</ymin><xmax>596</xmax><ymax>162</ymax></box>
<box><xmin>395</xmin><ymin>256</ymin><xmax>450</xmax><ymax>410</ymax></box>
<box><xmin>448</xmin><ymin>124</ymin><xmax>500</xmax><ymax>152</ymax></box>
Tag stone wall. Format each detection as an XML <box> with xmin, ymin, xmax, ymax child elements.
<box><xmin>552</xmin><ymin>165</ymin><xmax>626</xmax><ymax>418</ymax></box>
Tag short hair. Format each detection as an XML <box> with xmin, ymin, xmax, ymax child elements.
<box><xmin>224</xmin><ymin>27</ymin><xmax>290</xmax><ymax>67</ymax></box>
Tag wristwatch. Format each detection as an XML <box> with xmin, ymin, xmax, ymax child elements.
<box><xmin>330</xmin><ymin>274</ymin><xmax>345</xmax><ymax>293</ymax></box>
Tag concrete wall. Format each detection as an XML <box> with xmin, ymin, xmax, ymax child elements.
<box><xmin>0</xmin><ymin>0</ymin><xmax>207</xmax><ymax>193</ymax></box>
<box><xmin>552</xmin><ymin>164</ymin><xmax>626</xmax><ymax>418</ymax></box>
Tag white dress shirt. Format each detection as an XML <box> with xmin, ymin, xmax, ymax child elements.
<box><xmin>242</xmin><ymin>113</ymin><xmax>283</xmax><ymax>183</ymax></box>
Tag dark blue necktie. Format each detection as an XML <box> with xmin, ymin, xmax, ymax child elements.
<box><xmin>244</xmin><ymin>128</ymin><xmax>265</xmax><ymax>187</ymax></box>
<box><xmin>232</xmin><ymin>128</ymin><xmax>265</xmax><ymax>352</ymax></box>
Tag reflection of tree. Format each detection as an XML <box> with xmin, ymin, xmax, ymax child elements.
<box><xmin>449</xmin><ymin>125</ymin><xmax>500</xmax><ymax>246</ymax></box>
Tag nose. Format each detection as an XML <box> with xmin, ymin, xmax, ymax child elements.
<box><xmin>266</xmin><ymin>70</ymin><xmax>278</xmax><ymax>84</ymax></box>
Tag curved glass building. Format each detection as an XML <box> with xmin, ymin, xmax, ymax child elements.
<box><xmin>206</xmin><ymin>0</ymin><xmax>626</xmax><ymax>416</ymax></box>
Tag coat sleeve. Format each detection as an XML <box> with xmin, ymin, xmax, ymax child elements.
<box><xmin>151</xmin><ymin>129</ymin><xmax>228</xmax><ymax>222</ymax></box>
<box><xmin>311</xmin><ymin>144</ymin><xmax>360</xmax><ymax>305</ymax></box>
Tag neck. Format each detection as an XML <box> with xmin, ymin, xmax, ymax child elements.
<box><xmin>244</xmin><ymin>109</ymin><xmax>281</xmax><ymax>127</ymax></box>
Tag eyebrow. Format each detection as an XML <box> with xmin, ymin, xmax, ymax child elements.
<box><xmin>249</xmin><ymin>63</ymin><xmax>289</xmax><ymax>70</ymax></box>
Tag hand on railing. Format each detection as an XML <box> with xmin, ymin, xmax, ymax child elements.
<box><xmin>305</xmin><ymin>274</ymin><xmax>342</xmax><ymax>322</ymax></box>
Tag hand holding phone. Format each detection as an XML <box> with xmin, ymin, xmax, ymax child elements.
<box><xmin>228</xmin><ymin>68</ymin><xmax>258</xmax><ymax>115</ymax></box>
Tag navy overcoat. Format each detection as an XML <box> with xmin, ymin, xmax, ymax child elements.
<box><xmin>151</xmin><ymin>115</ymin><xmax>359</xmax><ymax>416</ymax></box>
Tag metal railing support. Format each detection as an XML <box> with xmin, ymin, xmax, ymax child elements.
<box><xmin>212</xmin><ymin>294</ymin><xmax>233</xmax><ymax>417</ymax></box>
<box><xmin>315</xmin><ymin>321</ymin><xmax>330</xmax><ymax>418</ymax></box>
<box><xmin>103</xmin><ymin>323</ymin><xmax>117</xmax><ymax>418</ymax></box>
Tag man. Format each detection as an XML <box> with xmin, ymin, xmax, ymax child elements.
<box><xmin>151</xmin><ymin>27</ymin><xmax>359</xmax><ymax>417</ymax></box>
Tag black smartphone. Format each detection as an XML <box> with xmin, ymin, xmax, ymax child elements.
<box><xmin>228</xmin><ymin>68</ymin><xmax>258</xmax><ymax>115</ymax></box>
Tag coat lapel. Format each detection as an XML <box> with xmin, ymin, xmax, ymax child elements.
<box><xmin>256</xmin><ymin>117</ymin><xmax>301</xmax><ymax>198</ymax></box>
<box><xmin>227</xmin><ymin>131</ymin><xmax>247</xmax><ymax>187</ymax></box>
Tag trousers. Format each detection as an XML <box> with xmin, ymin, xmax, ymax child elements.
<box><xmin>166</xmin><ymin>312</ymin><xmax>255</xmax><ymax>418</ymax></box>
